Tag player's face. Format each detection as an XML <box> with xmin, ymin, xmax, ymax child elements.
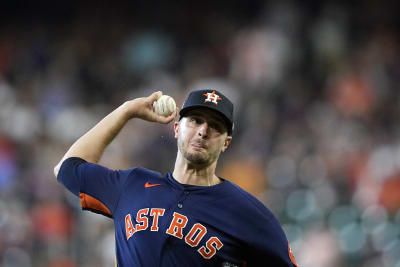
<box><xmin>174</xmin><ymin>109</ymin><xmax>232</xmax><ymax>167</ymax></box>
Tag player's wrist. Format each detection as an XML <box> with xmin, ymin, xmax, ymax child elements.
<box><xmin>120</xmin><ymin>100</ymin><xmax>139</xmax><ymax>120</ymax></box>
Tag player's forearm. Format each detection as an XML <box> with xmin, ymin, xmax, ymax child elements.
<box><xmin>54</xmin><ymin>102</ymin><xmax>132</xmax><ymax>176</ymax></box>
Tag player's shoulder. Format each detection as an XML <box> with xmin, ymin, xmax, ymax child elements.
<box><xmin>222</xmin><ymin>180</ymin><xmax>289</xmax><ymax>240</ymax></box>
<box><xmin>223</xmin><ymin>180</ymin><xmax>265</xmax><ymax>209</ymax></box>
<box><xmin>223</xmin><ymin>180</ymin><xmax>279</xmax><ymax>220</ymax></box>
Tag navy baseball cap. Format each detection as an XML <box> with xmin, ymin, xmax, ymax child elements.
<box><xmin>179</xmin><ymin>89</ymin><xmax>234</xmax><ymax>135</ymax></box>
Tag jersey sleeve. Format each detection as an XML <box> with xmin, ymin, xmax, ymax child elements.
<box><xmin>245</xmin><ymin>199</ymin><xmax>298</xmax><ymax>267</ymax></box>
<box><xmin>57</xmin><ymin>157</ymin><xmax>133</xmax><ymax>218</ymax></box>
<box><xmin>229</xmin><ymin>184</ymin><xmax>298</xmax><ymax>266</ymax></box>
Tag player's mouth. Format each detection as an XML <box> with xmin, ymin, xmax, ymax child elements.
<box><xmin>191</xmin><ymin>141</ymin><xmax>207</xmax><ymax>150</ymax></box>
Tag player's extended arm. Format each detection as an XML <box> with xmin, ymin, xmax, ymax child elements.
<box><xmin>53</xmin><ymin>91</ymin><xmax>177</xmax><ymax>177</ymax></box>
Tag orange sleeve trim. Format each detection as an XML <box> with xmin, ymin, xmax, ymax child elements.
<box><xmin>80</xmin><ymin>192</ymin><xmax>112</xmax><ymax>218</ymax></box>
<box><xmin>288</xmin><ymin>242</ymin><xmax>298</xmax><ymax>266</ymax></box>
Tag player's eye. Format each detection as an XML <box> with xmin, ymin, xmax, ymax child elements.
<box><xmin>209</xmin><ymin>123</ymin><xmax>224</xmax><ymax>133</ymax></box>
<box><xmin>189</xmin><ymin>117</ymin><xmax>203</xmax><ymax>124</ymax></box>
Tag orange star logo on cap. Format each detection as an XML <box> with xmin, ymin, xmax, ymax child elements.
<box><xmin>203</xmin><ymin>90</ymin><xmax>222</xmax><ymax>105</ymax></box>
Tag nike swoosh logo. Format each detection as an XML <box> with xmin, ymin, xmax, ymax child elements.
<box><xmin>145</xmin><ymin>182</ymin><xmax>162</xmax><ymax>188</ymax></box>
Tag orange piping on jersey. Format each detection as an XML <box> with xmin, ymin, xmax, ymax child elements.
<box><xmin>288</xmin><ymin>242</ymin><xmax>298</xmax><ymax>266</ymax></box>
<box><xmin>80</xmin><ymin>192</ymin><xmax>112</xmax><ymax>217</ymax></box>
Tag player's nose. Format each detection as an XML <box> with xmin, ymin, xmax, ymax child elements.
<box><xmin>197</xmin><ymin>122</ymin><xmax>209</xmax><ymax>138</ymax></box>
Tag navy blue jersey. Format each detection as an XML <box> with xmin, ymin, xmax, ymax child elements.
<box><xmin>58</xmin><ymin>157</ymin><xmax>298</xmax><ymax>267</ymax></box>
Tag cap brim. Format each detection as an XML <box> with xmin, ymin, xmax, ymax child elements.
<box><xmin>179</xmin><ymin>105</ymin><xmax>233</xmax><ymax>135</ymax></box>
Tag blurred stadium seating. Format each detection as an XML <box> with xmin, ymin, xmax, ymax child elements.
<box><xmin>1</xmin><ymin>1</ymin><xmax>400</xmax><ymax>266</ymax></box>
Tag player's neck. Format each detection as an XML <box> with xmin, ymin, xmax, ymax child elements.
<box><xmin>172</xmin><ymin>154</ymin><xmax>220</xmax><ymax>186</ymax></box>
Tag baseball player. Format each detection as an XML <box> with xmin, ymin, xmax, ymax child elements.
<box><xmin>54</xmin><ymin>89</ymin><xmax>298</xmax><ymax>266</ymax></box>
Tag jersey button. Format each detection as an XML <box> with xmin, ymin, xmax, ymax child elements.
<box><xmin>184</xmin><ymin>191</ymin><xmax>189</xmax><ymax>195</ymax></box>
<box><xmin>178</xmin><ymin>203</ymin><xmax>183</xmax><ymax>208</ymax></box>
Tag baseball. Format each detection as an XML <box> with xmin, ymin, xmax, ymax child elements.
<box><xmin>153</xmin><ymin>95</ymin><xmax>176</xmax><ymax>116</ymax></box>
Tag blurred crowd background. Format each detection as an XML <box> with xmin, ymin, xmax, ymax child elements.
<box><xmin>1</xmin><ymin>1</ymin><xmax>400</xmax><ymax>266</ymax></box>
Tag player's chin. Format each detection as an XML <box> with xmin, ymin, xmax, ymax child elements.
<box><xmin>185</xmin><ymin>151</ymin><xmax>209</xmax><ymax>165</ymax></box>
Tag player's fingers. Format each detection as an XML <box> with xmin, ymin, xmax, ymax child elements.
<box><xmin>153</xmin><ymin>115</ymin><xmax>170</xmax><ymax>124</ymax></box>
<box><xmin>167</xmin><ymin>108</ymin><xmax>178</xmax><ymax>121</ymax></box>
<box><xmin>168</xmin><ymin>108</ymin><xmax>179</xmax><ymax>121</ymax></box>
<box><xmin>148</xmin><ymin>91</ymin><xmax>162</xmax><ymax>103</ymax></box>
<box><xmin>172</xmin><ymin>108</ymin><xmax>179</xmax><ymax>118</ymax></box>
<box><xmin>156</xmin><ymin>108</ymin><xmax>178</xmax><ymax>124</ymax></box>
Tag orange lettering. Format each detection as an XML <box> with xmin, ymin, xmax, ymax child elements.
<box><xmin>166</xmin><ymin>212</ymin><xmax>188</xmax><ymax>239</ymax></box>
<box><xmin>136</xmin><ymin>208</ymin><xmax>149</xmax><ymax>231</ymax></box>
<box><xmin>185</xmin><ymin>223</ymin><xmax>207</xmax><ymax>247</ymax></box>
<box><xmin>150</xmin><ymin>208</ymin><xmax>165</xmax><ymax>231</ymax></box>
<box><xmin>198</xmin><ymin>236</ymin><xmax>223</xmax><ymax>259</ymax></box>
<box><xmin>125</xmin><ymin>214</ymin><xmax>135</xmax><ymax>240</ymax></box>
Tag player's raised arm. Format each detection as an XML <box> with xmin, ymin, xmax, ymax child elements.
<box><xmin>53</xmin><ymin>91</ymin><xmax>177</xmax><ymax>177</ymax></box>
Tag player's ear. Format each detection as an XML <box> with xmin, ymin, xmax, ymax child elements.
<box><xmin>174</xmin><ymin>121</ymin><xmax>180</xmax><ymax>139</ymax></box>
<box><xmin>221</xmin><ymin>136</ymin><xmax>232</xmax><ymax>152</ymax></box>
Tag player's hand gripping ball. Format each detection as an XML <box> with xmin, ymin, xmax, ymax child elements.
<box><xmin>153</xmin><ymin>95</ymin><xmax>176</xmax><ymax>116</ymax></box>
